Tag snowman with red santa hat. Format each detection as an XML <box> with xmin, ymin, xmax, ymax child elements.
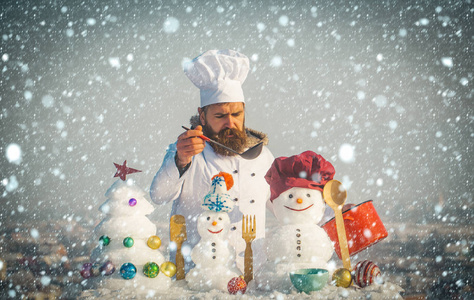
<box><xmin>255</xmin><ymin>151</ymin><xmax>335</xmax><ymax>292</ymax></box>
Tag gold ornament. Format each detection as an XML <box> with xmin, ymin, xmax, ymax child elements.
<box><xmin>332</xmin><ymin>268</ymin><xmax>352</xmax><ymax>288</ymax></box>
<box><xmin>160</xmin><ymin>261</ymin><xmax>177</xmax><ymax>278</ymax></box>
<box><xmin>147</xmin><ymin>235</ymin><xmax>162</xmax><ymax>249</ymax></box>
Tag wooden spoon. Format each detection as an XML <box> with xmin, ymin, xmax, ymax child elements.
<box><xmin>323</xmin><ymin>180</ymin><xmax>351</xmax><ymax>271</ymax></box>
<box><xmin>170</xmin><ymin>214</ymin><xmax>187</xmax><ymax>280</ymax></box>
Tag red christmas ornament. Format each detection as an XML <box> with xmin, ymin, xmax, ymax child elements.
<box><xmin>80</xmin><ymin>263</ymin><xmax>92</xmax><ymax>279</ymax></box>
<box><xmin>227</xmin><ymin>276</ymin><xmax>247</xmax><ymax>295</ymax></box>
<box><xmin>354</xmin><ymin>260</ymin><xmax>383</xmax><ymax>288</ymax></box>
<box><xmin>113</xmin><ymin>160</ymin><xmax>141</xmax><ymax>181</ymax></box>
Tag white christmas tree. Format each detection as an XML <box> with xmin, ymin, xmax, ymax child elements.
<box><xmin>80</xmin><ymin>161</ymin><xmax>173</xmax><ymax>293</ymax></box>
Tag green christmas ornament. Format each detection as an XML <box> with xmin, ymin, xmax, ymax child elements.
<box><xmin>123</xmin><ymin>237</ymin><xmax>134</xmax><ymax>248</ymax></box>
<box><xmin>99</xmin><ymin>235</ymin><xmax>111</xmax><ymax>246</ymax></box>
<box><xmin>143</xmin><ymin>262</ymin><xmax>159</xmax><ymax>278</ymax></box>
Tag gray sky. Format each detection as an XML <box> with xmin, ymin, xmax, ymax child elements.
<box><xmin>1</xmin><ymin>0</ymin><xmax>472</xmax><ymax>225</ymax></box>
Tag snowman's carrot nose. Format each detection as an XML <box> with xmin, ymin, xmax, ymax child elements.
<box><xmin>212</xmin><ymin>221</ymin><xmax>217</xmax><ymax>226</ymax></box>
<box><xmin>296</xmin><ymin>198</ymin><xmax>303</xmax><ymax>204</ymax></box>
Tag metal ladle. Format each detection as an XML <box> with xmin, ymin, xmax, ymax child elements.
<box><xmin>182</xmin><ymin>126</ymin><xmax>263</xmax><ymax>160</ymax></box>
<box><xmin>323</xmin><ymin>179</ymin><xmax>352</xmax><ymax>271</ymax></box>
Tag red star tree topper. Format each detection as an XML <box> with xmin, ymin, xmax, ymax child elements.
<box><xmin>113</xmin><ymin>160</ymin><xmax>142</xmax><ymax>181</ymax></box>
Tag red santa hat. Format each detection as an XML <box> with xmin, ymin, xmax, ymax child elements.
<box><xmin>265</xmin><ymin>150</ymin><xmax>335</xmax><ymax>202</ymax></box>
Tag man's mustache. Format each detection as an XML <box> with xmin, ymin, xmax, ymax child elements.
<box><xmin>218</xmin><ymin>127</ymin><xmax>241</xmax><ymax>137</ymax></box>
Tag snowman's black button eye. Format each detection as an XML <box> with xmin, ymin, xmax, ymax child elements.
<box><xmin>307</xmin><ymin>194</ymin><xmax>311</xmax><ymax>197</ymax></box>
<box><xmin>289</xmin><ymin>194</ymin><xmax>293</xmax><ymax>198</ymax></box>
<box><xmin>218</xmin><ymin>217</ymin><xmax>222</xmax><ymax>220</ymax></box>
<box><xmin>207</xmin><ymin>217</ymin><xmax>210</xmax><ymax>221</ymax></box>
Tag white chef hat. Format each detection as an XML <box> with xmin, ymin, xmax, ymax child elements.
<box><xmin>184</xmin><ymin>49</ymin><xmax>250</xmax><ymax>108</ymax></box>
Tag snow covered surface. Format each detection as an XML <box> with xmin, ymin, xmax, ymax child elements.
<box><xmin>79</xmin><ymin>280</ymin><xmax>403</xmax><ymax>299</ymax></box>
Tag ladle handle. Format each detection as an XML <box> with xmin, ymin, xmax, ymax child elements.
<box><xmin>182</xmin><ymin>126</ymin><xmax>241</xmax><ymax>155</ymax></box>
<box><xmin>334</xmin><ymin>209</ymin><xmax>352</xmax><ymax>271</ymax></box>
<box><xmin>182</xmin><ymin>126</ymin><xmax>210</xmax><ymax>141</ymax></box>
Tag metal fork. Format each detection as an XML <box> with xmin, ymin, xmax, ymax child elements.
<box><xmin>242</xmin><ymin>215</ymin><xmax>256</xmax><ymax>283</ymax></box>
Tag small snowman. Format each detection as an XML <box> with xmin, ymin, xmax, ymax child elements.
<box><xmin>255</xmin><ymin>151</ymin><xmax>335</xmax><ymax>292</ymax></box>
<box><xmin>186</xmin><ymin>172</ymin><xmax>242</xmax><ymax>292</ymax></box>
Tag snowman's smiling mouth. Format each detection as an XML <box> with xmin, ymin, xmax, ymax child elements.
<box><xmin>284</xmin><ymin>204</ymin><xmax>314</xmax><ymax>211</ymax></box>
<box><xmin>208</xmin><ymin>228</ymin><xmax>224</xmax><ymax>234</ymax></box>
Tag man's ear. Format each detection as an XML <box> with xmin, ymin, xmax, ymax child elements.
<box><xmin>198</xmin><ymin>107</ymin><xmax>205</xmax><ymax>125</ymax></box>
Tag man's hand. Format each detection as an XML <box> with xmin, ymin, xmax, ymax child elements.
<box><xmin>176</xmin><ymin>125</ymin><xmax>205</xmax><ymax>168</ymax></box>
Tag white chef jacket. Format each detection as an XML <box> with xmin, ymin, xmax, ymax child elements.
<box><xmin>150</xmin><ymin>141</ymin><xmax>274</xmax><ymax>273</ymax></box>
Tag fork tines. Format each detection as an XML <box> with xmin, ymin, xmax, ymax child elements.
<box><xmin>242</xmin><ymin>215</ymin><xmax>256</xmax><ymax>240</ymax></box>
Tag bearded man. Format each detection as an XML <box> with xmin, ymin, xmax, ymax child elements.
<box><xmin>150</xmin><ymin>49</ymin><xmax>274</xmax><ymax>274</ymax></box>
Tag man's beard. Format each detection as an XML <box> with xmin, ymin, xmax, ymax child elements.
<box><xmin>202</xmin><ymin>125</ymin><xmax>248</xmax><ymax>156</ymax></box>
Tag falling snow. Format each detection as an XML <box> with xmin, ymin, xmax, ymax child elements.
<box><xmin>0</xmin><ymin>0</ymin><xmax>472</xmax><ymax>299</ymax></box>
<box><xmin>338</xmin><ymin>144</ymin><xmax>355</xmax><ymax>164</ymax></box>
<box><xmin>441</xmin><ymin>57</ymin><xmax>454</xmax><ymax>68</ymax></box>
<box><xmin>108</xmin><ymin>57</ymin><xmax>121</xmax><ymax>69</ymax></box>
<box><xmin>163</xmin><ymin>17</ymin><xmax>180</xmax><ymax>34</ymax></box>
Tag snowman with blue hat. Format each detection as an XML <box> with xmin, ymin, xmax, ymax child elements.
<box><xmin>186</xmin><ymin>172</ymin><xmax>242</xmax><ymax>292</ymax></box>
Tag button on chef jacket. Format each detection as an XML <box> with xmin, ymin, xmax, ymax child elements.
<box><xmin>150</xmin><ymin>141</ymin><xmax>274</xmax><ymax>273</ymax></box>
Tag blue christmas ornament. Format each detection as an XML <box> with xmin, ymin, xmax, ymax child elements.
<box><xmin>128</xmin><ymin>198</ymin><xmax>137</xmax><ymax>206</ymax></box>
<box><xmin>120</xmin><ymin>262</ymin><xmax>137</xmax><ymax>280</ymax></box>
